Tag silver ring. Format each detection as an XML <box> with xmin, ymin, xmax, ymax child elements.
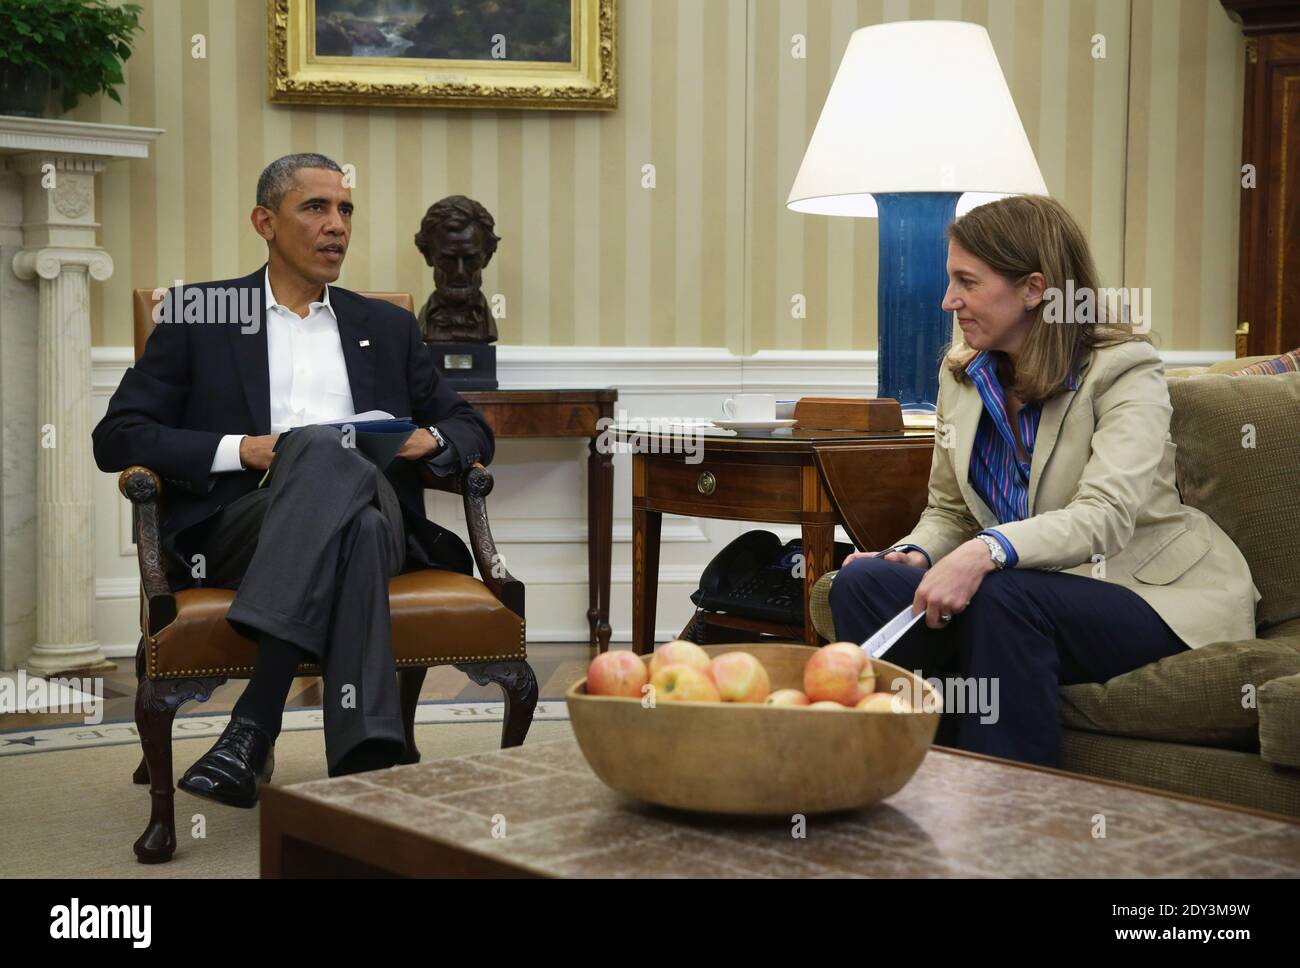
<box><xmin>940</xmin><ymin>612</ymin><xmax>953</xmax><ymax>624</ymax></box>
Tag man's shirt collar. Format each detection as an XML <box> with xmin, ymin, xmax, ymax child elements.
<box><xmin>264</xmin><ymin>266</ymin><xmax>336</xmax><ymax>320</ymax></box>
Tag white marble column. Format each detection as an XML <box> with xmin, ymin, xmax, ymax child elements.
<box><xmin>14</xmin><ymin>245</ymin><xmax>113</xmax><ymax>674</ymax></box>
<box><xmin>0</xmin><ymin>119</ymin><xmax>159</xmax><ymax>675</ymax></box>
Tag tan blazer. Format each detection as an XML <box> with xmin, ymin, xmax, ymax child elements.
<box><xmin>893</xmin><ymin>339</ymin><xmax>1260</xmax><ymax>650</ymax></box>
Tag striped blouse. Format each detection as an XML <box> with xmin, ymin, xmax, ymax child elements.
<box><xmin>893</xmin><ymin>350</ymin><xmax>1081</xmax><ymax>569</ymax></box>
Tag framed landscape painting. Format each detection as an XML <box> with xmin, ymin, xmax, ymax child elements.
<box><xmin>268</xmin><ymin>0</ymin><xmax>617</xmax><ymax>111</ymax></box>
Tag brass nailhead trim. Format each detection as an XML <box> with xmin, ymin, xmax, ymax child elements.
<box><xmin>147</xmin><ymin>621</ymin><xmax>527</xmax><ymax>680</ymax></box>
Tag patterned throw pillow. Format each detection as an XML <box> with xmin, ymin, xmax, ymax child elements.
<box><xmin>1228</xmin><ymin>348</ymin><xmax>1300</xmax><ymax>376</ymax></box>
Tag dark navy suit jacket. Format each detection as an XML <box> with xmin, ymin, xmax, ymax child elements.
<box><xmin>92</xmin><ymin>265</ymin><xmax>494</xmax><ymax>585</ymax></box>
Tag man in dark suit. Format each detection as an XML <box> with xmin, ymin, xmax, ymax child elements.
<box><xmin>93</xmin><ymin>153</ymin><xmax>494</xmax><ymax>805</ymax></box>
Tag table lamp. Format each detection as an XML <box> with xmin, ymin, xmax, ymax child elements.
<box><xmin>787</xmin><ymin>20</ymin><xmax>1047</xmax><ymax>412</ymax></box>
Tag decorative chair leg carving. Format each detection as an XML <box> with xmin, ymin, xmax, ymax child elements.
<box><xmin>132</xmin><ymin>638</ymin><xmax>149</xmax><ymax>784</ymax></box>
<box><xmin>398</xmin><ymin>667</ymin><xmax>427</xmax><ymax>764</ymax></box>
<box><xmin>133</xmin><ymin>675</ymin><xmax>225</xmax><ymax>864</ymax></box>
<box><xmin>454</xmin><ymin>660</ymin><xmax>538</xmax><ymax>749</ymax></box>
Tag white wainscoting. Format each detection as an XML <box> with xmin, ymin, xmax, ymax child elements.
<box><xmin>90</xmin><ymin>344</ymin><xmax>1233</xmax><ymax>657</ymax></box>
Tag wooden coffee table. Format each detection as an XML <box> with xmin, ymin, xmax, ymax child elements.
<box><xmin>260</xmin><ymin>733</ymin><xmax>1300</xmax><ymax>878</ymax></box>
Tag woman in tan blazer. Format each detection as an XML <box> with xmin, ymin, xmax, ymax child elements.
<box><xmin>828</xmin><ymin>195</ymin><xmax>1260</xmax><ymax>768</ymax></box>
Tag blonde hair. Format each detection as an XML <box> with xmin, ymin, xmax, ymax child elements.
<box><xmin>944</xmin><ymin>194</ymin><xmax>1148</xmax><ymax>403</ymax></box>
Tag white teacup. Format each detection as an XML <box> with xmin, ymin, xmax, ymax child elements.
<box><xmin>722</xmin><ymin>393</ymin><xmax>776</xmax><ymax>422</ymax></box>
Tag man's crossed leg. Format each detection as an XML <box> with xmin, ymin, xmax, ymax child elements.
<box><xmin>178</xmin><ymin>425</ymin><xmax>411</xmax><ymax>807</ymax></box>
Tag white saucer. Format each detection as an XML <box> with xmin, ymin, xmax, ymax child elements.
<box><xmin>711</xmin><ymin>418</ymin><xmax>798</xmax><ymax>432</ymax></box>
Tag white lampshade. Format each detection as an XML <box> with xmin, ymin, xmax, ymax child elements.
<box><xmin>787</xmin><ymin>21</ymin><xmax>1047</xmax><ymax>218</ymax></box>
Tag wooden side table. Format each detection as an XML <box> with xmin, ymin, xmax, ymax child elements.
<box><xmin>461</xmin><ymin>389</ymin><xmax>618</xmax><ymax>653</ymax></box>
<box><xmin>620</xmin><ymin>426</ymin><xmax>934</xmax><ymax>652</ymax></box>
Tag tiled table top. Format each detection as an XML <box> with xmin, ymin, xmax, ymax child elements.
<box><xmin>281</xmin><ymin>736</ymin><xmax>1300</xmax><ymax>878</ymax></box>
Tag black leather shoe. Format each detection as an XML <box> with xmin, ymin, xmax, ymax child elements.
<box><xmin>178</xmin><ymin>716</ymin><xmax>275</xmax><ymax>809</ymax></box>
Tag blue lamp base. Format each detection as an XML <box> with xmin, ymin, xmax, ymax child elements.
<box><xmin>873</xmin><ymin>192</ymin><xmax>962</xmax><ymax>412</ymax></box>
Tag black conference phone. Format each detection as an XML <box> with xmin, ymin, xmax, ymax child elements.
<box><xmin>691</xmin><ymin>529</ymin><xmax>856</xmax><ymax>626</ymax></box>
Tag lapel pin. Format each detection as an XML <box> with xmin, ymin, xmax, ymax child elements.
<box><xmin>359</xmin><ymin>339</ymin><xmax>370</xmax><ymax>347</ymax></box>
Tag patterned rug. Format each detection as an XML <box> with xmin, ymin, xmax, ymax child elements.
<box><xmin>0</xmin><ymin>699</ymin><xmax>571</xmax><ymax>757</ymax></box>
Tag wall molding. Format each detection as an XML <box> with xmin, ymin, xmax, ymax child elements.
<box><xmin>91</xmin><ymin>343</ymin><xmax>1237</xmax><ymax>394</ymax></box>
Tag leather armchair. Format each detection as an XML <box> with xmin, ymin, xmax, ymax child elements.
<box><xmin>124</xmin><ymin>289</ymin><xmax>534</xmax><ymax>864</ymax></box>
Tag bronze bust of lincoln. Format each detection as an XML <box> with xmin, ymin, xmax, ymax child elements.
<box><xmin>413</xmin><ymin>195</ymin><xmax>501</xmax><ymax>344</ymax></box>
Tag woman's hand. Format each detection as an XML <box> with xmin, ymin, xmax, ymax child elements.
<box><xmin>842</xmin><ymin>548</ymin><xmax>928</xmax><ymax>570</ymax></box>
<box><xmin>913</xmin><ymin>538</ymin><xmax>998</xmax><ymax>629</ymax></box>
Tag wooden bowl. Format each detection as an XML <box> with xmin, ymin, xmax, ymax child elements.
<box><xmin>566</xmin><ymin>643</ymin><xmax>941</xmax><ymax>816</ymax></box>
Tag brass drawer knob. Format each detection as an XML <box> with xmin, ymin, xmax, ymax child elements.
<box><xmin>697</xmin><ymin>471</ymin><xmax>717</xmax><ymax>496</ymax></box>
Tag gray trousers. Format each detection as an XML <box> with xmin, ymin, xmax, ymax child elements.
<box><xmin>201</xmin><ymin>425</ymin><xmax>408</xmax><ymax>773</ymax></box>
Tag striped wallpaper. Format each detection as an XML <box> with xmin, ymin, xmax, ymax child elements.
<box><xmin>77</xmin><ymin>0</ymin><xmax>1245</xmax><ymax>354</ymax></box>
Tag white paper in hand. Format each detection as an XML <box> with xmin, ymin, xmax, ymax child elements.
<box><xmin>316</xmin><ymin>410</ymin><xmax>396</xmax><ymax>426</ymax></box>
<box><xmin>860</xmin><ymin>604</ymin><xmax>925</xmax><ymax>659</ymax></box>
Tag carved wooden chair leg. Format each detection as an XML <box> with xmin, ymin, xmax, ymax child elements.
<box><xmin>455</xmin><ymin>660</ymin><xmax>538</xmax><ymax>749</ymax></box>
<box><xmin>132</xmin><ymin>637</ymin><xmax>150</xmax><ymax>784</ymax></box>
<box><xmin>397</xmin><ymin>666</ymin><xmax>427</xmax><ymax>764</ymax></box>
<box><xmin>133</xmin><ymin>675</ymin><xmax>225</xmax><ymax>864</ymax></box>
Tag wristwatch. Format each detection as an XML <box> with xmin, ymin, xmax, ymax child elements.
<box><xmin>426</xmin><ymin>425</ymin><xmax>447</xmax><ymax>453</ymax></box>
<box><xmin>976</xmin><ymin>534</ymin><xmax>1008</xmax><ymax>570</ymax></box>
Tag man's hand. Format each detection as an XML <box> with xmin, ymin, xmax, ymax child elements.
<box><xmin>913</xmin><ymin>538</ymin><xmax>998</xmax><ymax>629</ymax></box>
<box><xmin>842</xmin><ymin>548</ymin><xmax>928</xmax><ymax>569</ymax></box>
<box><xmin>396</xmin><ymin>428</ymin><xmax>442</xmax><ymax>461</ymax></box>
<box><xmin>239</xmin><ymin>434</ymin><xmax>280</xmax><ymax>471</ymax></box>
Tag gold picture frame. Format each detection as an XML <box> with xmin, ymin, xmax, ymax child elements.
<box><xmin>268</xmin><ymin>0</ymin><xmax>617</xmax><ymax>111</ymax></box>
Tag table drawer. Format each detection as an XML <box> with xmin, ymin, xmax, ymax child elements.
<box><xmin>644</xmin><ymin>457</ymin><xmax>802</xmax><ymax>514</ymax></box>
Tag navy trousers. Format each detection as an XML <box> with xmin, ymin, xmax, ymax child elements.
<box><xmin>827</xmin><ymin>557</ymin><xmax>1189</xmax><ymax>768</ymax></box>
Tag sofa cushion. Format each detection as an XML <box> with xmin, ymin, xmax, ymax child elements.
<box><xmin>1259</xmin><ymin>672</ymin><xmax>1300</xmax><ymax>769</ymax></box>
<box><xmin>1059</xmin><ymin>731</ymin><xmax>1300</xmax><ymax>818</ymax></box>
<box><xmin>1225</xmin><ymin>347</ymin><xmax>1300</xmax><ymax>376</ymax></box>
<box><xmin>1207</xmin><ymin>353</ymin><xmax>1286</xmax><ymax>374</ymax></box>
<box><xmin>1058</xmin><ymin>636</ymin><xmax>1300</xmax><ymax>751</ymax></box>
<box><xmin>1164</xmin><ymin>355</ymin><xmax>1278</xmax><ymax>380</ymax></box>
<box><xmin>1167</xmin><ymin>371</ymin><xmax>1300</xmax><ymax>628</ymax></box>
<box><xmin>810</xmin><ymin>571</ymin><xmax>838</xmax><ymax>642</ymax></box>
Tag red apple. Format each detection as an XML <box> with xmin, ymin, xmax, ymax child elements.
<box><xmin>822</xmin><ymin>641</ymin><xmax>877</xmax><ymax>702</ymax></box>
<box><xmin>648</xmin><ymin>640</ymin><xmax>711</xmax><ymax>679</ymax></box>
<box><xmin>809</xmin><ymin>700</ymin><xmax>851</xmax><ymax>710</ymax></box>
<box><xmin>765</xmin><ymin>689</ymin><xmax>811</xmax><ymax>707</ymax></box>
<box><xmin>585</xmin><ymin>650</ymin><xmax>649</xmax><ymax>698</ymax></box>
<box><xmin>804</xmin><ymin>649</ymin><xmax>866</xmax><ymax>706</ymax></box>
<box><xmin>707</xmin><ymin>652</ymin><xmax>772</xmax><ymax>703</ymax></box>
<box><xmin>855</xmin><ymin>691</ymin><xmax>913</xmax><ymax>713</ymax></box>
<box><xmin>650</xmin><ymin>664</ymin><xmax>721</xmax><ymax>703</ymax></box>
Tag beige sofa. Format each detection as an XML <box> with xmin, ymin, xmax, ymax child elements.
<box><xmin>810</xmin><ymin>355</ymin><xmax>1300</xmax><ymax>818</ymax></box>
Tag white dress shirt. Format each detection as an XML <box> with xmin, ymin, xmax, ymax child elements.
<box><xmin>209</xmin><ymin>269</ymin><xmax>356</xmax><ymax>472</ymax></box>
